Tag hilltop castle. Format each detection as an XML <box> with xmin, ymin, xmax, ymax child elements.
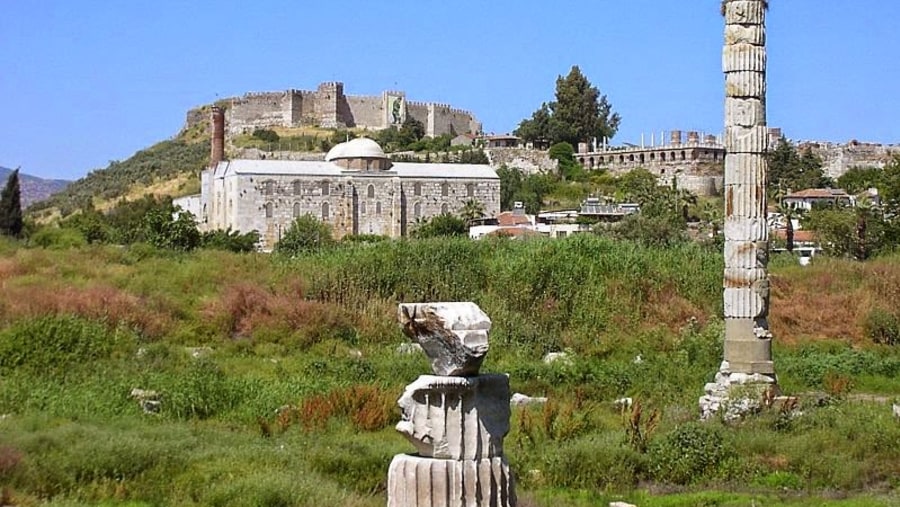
<box><xmin>184</xmin><ymin>82</ymin><xmax>482</xmax><ymax>138</ymax></box>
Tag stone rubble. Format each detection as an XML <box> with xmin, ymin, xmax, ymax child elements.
<box><xmin>398</xmin><ymin>302</ymin><xmax>491</xmax><ymax>377</ymax></box>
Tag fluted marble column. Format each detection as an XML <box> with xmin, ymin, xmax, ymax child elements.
<box><xmin>722</xmin><ymin>0</ymin><xmax>774</xmax><ymax>376</ymax></box>
<box><xmin>702</xmin><ymin>0</ymin><xmax>777</xmax><ymax>420</ymax></box>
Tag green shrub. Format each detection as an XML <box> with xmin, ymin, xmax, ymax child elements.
<box><xmin>0</xmin><ymin>316</ymin><xmax>123</xmax><ymax>373</ymax></box>
<box><xmin>864</xmin><ymin>307</ymin><xmax>900</xmax><ymax>345</ymax></box>
<box><xmin>29</xmin><ymin>227</ymin><xmax>87</xmax><ymax>249</ymax></box>
<box><xmin>649</xmin><ymin>422</ymin><xmax>732</xmax><ymax>485</ymax></box>
<box><xmin>162</xmin><ymin>358</ymin><xmax>243</xmax><ymax>420</ymax></box>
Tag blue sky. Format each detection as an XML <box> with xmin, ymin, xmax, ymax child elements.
<box><xmin>2</xmin><ymin>1</ymin><xmax>898</xmax><ymax>180</ymax></box>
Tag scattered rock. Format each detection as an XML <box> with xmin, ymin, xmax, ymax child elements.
<box><xmin>633</xmin><ymin>354</ymin><xmax>643</xmax><ymax>364</ymax></box>
<box><xmin>186</xmin><ymin>347</ymin><xmax>213</xmax><ymax>358</ymax></box>
<box><xmin>543</xmin><ymin>351</ymin><xmax>572</xmax><ymax>365</ymax></box>
<box><xmin>893</xmin><ymin>403</ymin><xmax>900</xmax><ymax>419</ymax></box>
<box><xmin>614</xmin><ymin>397</ymin><xmax>633</xmax><ymax>409</ymax></box>
<box><xmin>398</xmin><ymin>302</ymin><xmax>491</xmax><ymax>376</ymax></box>
<box><xmin>610</xmin><ymin>502</ymin><xmax>637</xmax><ymax>507</ymax></box>
<box><xmin>510</xmin><ymin>393</ymin><xmax>548</xmax><ymax>407</ymax></box>
<box><xmin>396</xmin><ymin>342</ymin><xmax>423</xmax><ymax>355</ymax></box>
<box><xmin>130</xmin><ymin>388</ymin><xmax>161</xmax><ymax>414</ymax></box>
<box><xmin>348</xmin><ymin>348</ymin><xmax>363</xmax><ymax>358</ymax></box>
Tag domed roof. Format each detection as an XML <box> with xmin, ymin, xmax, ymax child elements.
<box><xmin>325</xmin><ymin>137</ymin><xmax>387</xmax><ymax>161</ymax></box>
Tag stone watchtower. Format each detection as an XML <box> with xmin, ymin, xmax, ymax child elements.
<box><xmin>701</xmin><ymin>0</ymin><xmax>777</xmax><ymax>420</ymax></box>
<box><xmin>316</xmin><ymin>81</ymin><xmax>346</xmax><ymax>129</ymax></box>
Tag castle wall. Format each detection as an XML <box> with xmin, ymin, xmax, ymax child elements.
<box><xmin>486</xmin><ymin>148</ymin><xmax>558</xmax><ymax>175</ymax></box>
<box><xmin>185</xmin><ymin>82</ymin><xmax>479</xmax><ymax>138</ymax></box>
<box><xmin>805</xmin><ymin>142</ymin><xmax>900</xmax><ymax>179</ymax></box>
<box><xmin>346</xmin><ymin>95</ymin><xmax>386</xmax><ymax>129</ymax></box>
<box><xmin>226</xmin><ymin>92</ymin><xmax>290</xmax><ymax>134</ymax></box>
<box><xmin>420</xmin><ymin>102</ymin><xmax>481</xmax><ymax>137</ymax></box>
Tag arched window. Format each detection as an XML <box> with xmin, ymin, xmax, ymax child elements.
<box><xmin>466</xmin><ymin>183</ymin><xmax>475</xmax><ymax>197</ymax></box>
<box><xmin>650</xmin><ymin>153</ymin><xmax>655</xmax><ymax>161</ymax></box>
<box><xmin>322</xmin><ymin>202</ymin><xmax>330</xmax><ymax>220</ymax></box>
<box><xmin>589</xmin><ymin>157</ymin><xmax>594</xmax><ymax>168</ymax></box>
<box><xmin>293</xmin><ymin>202</ymin><xmax>301</xmax><ymax>217</ymax></box>
<box><xmin>660</xmin><ymin>152</ymin><xmax>667</xmax><ymax>161</ymax></box>
<box><xmin>265</xmin><ymin>202</ymin><xmax>274</xmax><ymax>218</ymax></box>
<box><xmin>264</xmin><ymin>180</ymin><xmax>275</xmax><ymax>196</ymax></box>
<box><xmin>629</xmin><ymin>154</ymin><xmax>635</xmax><ymax>162</ymax></box>
<box><xmin>441</xmin><ymin>203</ymin><xmax>449</xmax><ymax>214</ymax></box>
<box><xmin>376</xmin><ymin>202</ymin><xmax>382</xmax><ymax>215</ymax></box>
<box><xmin>414</xmin><ymin>182</ymin><xmax>422</xmax><ymax>196</ymax></box>
<box><xmin>414</xmin><ymin>202</ymin><xmax>422</xmax><ymax>218</ymax></box>
<box><xmin>639</xmin><ymin>154</ymin><xmax>645</xmax><ymax>164</ymax></box>
<box><xmin>361</xmin><ymin>201</ymin><xmax>367</xmax><ymax>215</ymax></box>
<box><xmin>680</xmin><ymin>151</ymin><xmax>686</xmax><ymax>160</ymax></box>
<box><xmin>441</xmin><ymin>182</ymin><xmax>449</xmax><ymax>197</ymax></box>
<box><xmin>321</xmin><ymin>181</ymin><xmax>330</xmax><ymax>196</ymax></box>
<box><xmin>367</xmin><ymin>184</ymin><xmax>375</xmax><ymax>199</ymax></box>
<box><xmin>619</xmin><ymin>155</ymin><xmax>624</xmax><ymax>163</ymax></box>
<box><xmin>293</xmin><ymin>180</ymin><xmax>302</xmax><ymax>195</ymax></box>
<box><xmin>671</xmin><ymin>151</ymin><xmax>677</xmax><ymax>160</ymax></box>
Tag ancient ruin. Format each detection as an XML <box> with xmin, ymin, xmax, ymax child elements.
<box><xmin>700</xmin><ymin>0</ymin><xmax>778</xmax><ymax>420</ymax></box>
<box><xmin>388</xmin><ymin>302</ymin><xmax>516</xmax><ymax>507</ymax></box>
<box><xmin>183</xmin><ymin>82</ymin><xmax>481</xmax><ymax>138</ymax></box>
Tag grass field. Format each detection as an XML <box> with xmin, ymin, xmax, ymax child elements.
<box><xmin>1</xmin><ymin>236</ymin><xmax>898</xmax><ymax>505</ymax></box>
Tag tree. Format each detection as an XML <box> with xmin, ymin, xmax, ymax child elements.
<box><xmin>548</xmin><ymin>142</ymin><xmax>585</xmax><ymax>181</ymax></box>
<box><xmin>515</xmin><ymin>66</ymin><xmax>620</xmax><ymax>147</ymax></box>
<box><xmin>0</xmin><ymin>168</ymin><xmax>23</xmax><ymax>238</ymax></box>
<box><xmin>459</xmin><ymin>199</ymin><xmax>485</xmax><ymax>225</ymax></box>
<box><xmin>142</xmin><ymin>206</ymin><xmax>201</xmax><ymax>251</ymax></box>
<box><xmin>774</xmin><ymin>203</ymin><xmax>802</xmax><ymax>253</ymax></box>
<box><xmin>412</xmin><ymin>213</ymin><xmax>468</xmax><ymax>239</ymax></box>
<box><xmin>768</xmin><ymin>137</ymin><xmax>831</xmax><ymax>193</ymax></box>
<box><xmin>274</xmin><ymin>214</ymin><xmax>334</xmax><ymax>255</ymax></box>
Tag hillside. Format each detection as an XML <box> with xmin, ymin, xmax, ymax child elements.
<box><xmin>0</xmin><ymin>166</ymin><xmax>70</xmax><ymax>209</ymax></box>
<box><xmin>27</xmin><ymin>139</ymin><xmax>210</xmax><ymax>217</ymax></box>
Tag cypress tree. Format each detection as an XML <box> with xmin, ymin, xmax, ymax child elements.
<box><xmin>0</xmin><ymin>169</ymin><xmax>23</xmax><ymax>237</ymax></box>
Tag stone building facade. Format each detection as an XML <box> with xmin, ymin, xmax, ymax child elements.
<box><xmin>576</xmin><ymin>130</ymin><xmax>727</xmax><ymax>196</ymax></box>
<box><xmin>178</xmin><ymin>109</ymin><xmax>499</xmax><ymax>250</ymax></box>
<box><xmin>184</xmin><ymin>82</ymin><xmax>482</xmax><ymax>138</ymax></box>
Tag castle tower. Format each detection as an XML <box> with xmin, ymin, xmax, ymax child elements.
<box><xmin>316</xmin><ymin>82</ymin><xmax>345</xmax><ymax>129</ymax></box>
<box><xmin>210</xmin><ymin>106</ymin><xmax>225</xmax><ymax>168</ymax></box>
<box><xmin>701</xmin><ymin>0</ymin><xmax>777</xmax><ymax>420</ymax></box>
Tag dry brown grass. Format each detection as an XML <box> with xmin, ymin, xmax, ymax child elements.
<box><xmin>201</xmin><ymin>279</ymin><xmax>353</xmax><ymax>343</ymax></box>
<box><xmin>770</xmin><ymin>257</ymin><xmax>900</xmax><ymax>346</ymax></box>
<box><xmin>297</xmin><ymin>385</ymin><xmax>396</xmax><ymax>432</ymax></box>
<box><xmin>0</xmin><ymin>282</ymin><xmax>173</xmax><ymax>338</ymax></box>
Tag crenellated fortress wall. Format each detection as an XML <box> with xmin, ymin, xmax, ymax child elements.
<box><xmin>183</xmin><ymin>82</ymin><xmax>481</xmax><ymax>138</ymax></box>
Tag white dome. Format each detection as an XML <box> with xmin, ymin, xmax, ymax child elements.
<box><xmin>325</xmin><ymin>137</ymin><xmax>387</xmax><ymax>161</ymax></box>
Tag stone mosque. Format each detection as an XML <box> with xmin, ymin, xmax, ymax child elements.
<box><xmin>176</xmin><ymin>108</ymin><xmax>499</xmax><ymax>250</ymax></box>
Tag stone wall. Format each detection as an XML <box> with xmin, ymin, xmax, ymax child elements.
<box><xmin>485</xmin><ymin>148</ymin><xmax>558</xmax><ymax>175</ymax></box>
<box><xmin>184</xmin><ymin>82</ymin><xmax>480</xmax><ymax>138</ymax></box>
<box><xmin>346</xmin><ymin>95</ymin><xmax>387</xmax><ymax>130</ymax></box>
<box><xmin>804</xmin><ymin>141</ymin><xmax>900</xmax><ymax>180</ymax></box>
<box><xmin>204</xmin><ymin>169</ymin><xmax>499</xmax><ymax>249</ymax></box>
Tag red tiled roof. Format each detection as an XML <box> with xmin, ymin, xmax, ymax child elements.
<box><xmin>497</xmin><ymin>212</ymin><xmax>531</xmax><ymax>226</ymax></box>
<box><xmin>486</xmin><ymin>226</ymin><xmax>541</xmax><ymax>238</ymax></box>
<box><xmin>774</xmin><ymin>229</ymin><xmax>816</xmax><ymax>242</ymax></box>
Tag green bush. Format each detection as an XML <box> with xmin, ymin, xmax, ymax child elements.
<box><xmin>864</xmin><ymin>307</ymin><xmax>900</xmax><ymax>346</ymax></box>
<box><xmin>0</xmin><ymin>316</ymin><xmax>123</xmax><ymax>373</ymax></box>
<box><xmin>648</xmin><ymin>422</ymin><xmax>732</xmax><ymax>485</ymax></box>
<box><xmin>274</xmin><ymin>214</ymin><xmax>335</xmax><ymax>255</ymax></box>
<box><xmin>29</xmin><ymin>227</ymin><xmax>87</xmax><ymax>249</ymax></box>
<box><xmin>162</xmin><ymin>358</ymin><xmax>243</xmax><ymax>420</ymax></box>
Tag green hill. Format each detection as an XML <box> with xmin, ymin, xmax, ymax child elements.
<box><xmin>28</xmin><ymin>139</ymin><xmax>210</xmax><ymax>217</ymax></box>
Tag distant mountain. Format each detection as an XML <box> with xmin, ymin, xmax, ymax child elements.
<box><xmin>0</xmin><ymin>166</ymin><xmax>71</xmax><ymax>209</ymax></box>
